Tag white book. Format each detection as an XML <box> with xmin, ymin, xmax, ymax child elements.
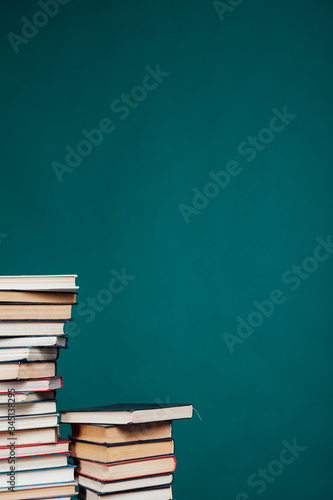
<box><xmin>0</xmin><ymin>275</ymin><xmax>78</xmax><ymax>292</ymax></box>
<box><xmin>0</xmin><ymin>413</ymin><xmax>58</xmax><ymax>431</ymax></box>
<box><xmin>0</xmin><ymin>438</ymin><xmax>68</xmax><ymax>459</ymax></box>
<box><xmin>0</xmin><ymin>376</ymin><xmax>62</xmax><ymax>393</ymax></box>
<box><xmin>76</xmin><ymin>473</ymin><xmax>173</xmax><ymax>494</ymax></box>
<box><xmin>0</xmin><ymin>465</ymin><xmax>75</xmax><ymax>488</ymax></box>
<box><xmin>0</xmin><ymin>347</ymin><xmax>59</xmax><ymax>362</ymax></box>
<box><xmin>0</xmin><ymin>391</ymin><xmax>55</xmax><ymax>404</ymax></box>
<box><xmin>0</xmin><ymin>323</ymin><xmax>66</xmax><ymax>337</ymax></box>
<box><xmin>84</xmin><ymin>486</ymin><xmax>172</xmax><ymax>500</ymax></box>
<box><xmin>0</xmin><ymin>336</ymin><xmax>67</xmax><ymax>347</ymax></box>
<box><xmin>0</xmin><ymin>400</ymin><xmax>56</xmax><ymax>417</ymax></box>
<box><xmin>0</xmin><ymin>453</ymin><xmax>68</xmax><ymax>472</ymax></box>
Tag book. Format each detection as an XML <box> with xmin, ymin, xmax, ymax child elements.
<box><xmin>70</xmin><ymin>421</ymin><xmax>172</xmax><ymax>445</ymax></box>
<box><xmin>0</xmin><ymin>453</ymin><xmax>69</xmax><ymax>472</ymax></box>
<box><xmin>0</xmin><ymin>377</ymin><xmax>62</xmax><ymax>393</ymax></box>
<box><xmin>0</xmin><ymin>399</ymin><xmax>57</xmax><ymax>416</ymax></box>
<box><xmin>0</xmin><ymin>362</ymin><xmax>56</xmax><ymax>380</ymax></box>
<box><xmin>0</xmin><ymin>465</ymin><xmax>75</xmax><ymax>488</ymax></box>
<box><xmin>0</xmin><ymin>323</ymin><xmax>67</xmax><ymax>337</ymax></box>
<box><xmin>81</xmin><ymin>485</ymin><xmax>172</xmax><ymax>500</ymax></box>
<box><xmin>0</xmin><ymin>391</ymin><xmax>56</xmax><ymax>404</ymax></box>
<box><xmin>75</xmin><ymin>473</ymin><xmax>173</xmax><ymax>494</ymax></box>
<box><xmin>0</xmin><ymin>291</ymin><xmax>77</xmax><ymax>304</ymax></box>
<box><xmin>0</xmin><ymin>336</ymin><xmax>67</xmax><ymax>348</ymax></box>
<box><xmin>0</xmin><ymin>305</ymin><xmax>73</xmax><ymax>321</ymax></box>
<box><xmin>0</xmin><ymin>427</ymin><xmax>59</xmax><ymax>446</ymax></box>
<box><xmin>0</xmin><ymin>347</ymin><xmax>59</xmax><ymax>362</ymax></box>
<box><xmin>70</xmin><ymin>439</ymin><xmax>174</xmax><ymax>463</ymax></box>
<box><xmin>0</xmin><ymin>482</ymin><xmax>76</xmax><ymax>499</ymax></box>
<box><xmin>0</xmin><ymin>439</ymin><xmax>70</xmax><ymax>459</ymax></box>
<box><xmin>0</xmin><ymin>413</ymin><xmax>58</xmax><ymax>431</ymax></box>
<box><xmin>74</xmin><ymin>455</ymin><xmax>176</xmax><ymax>481</ymax></box>
<box><xmin>0</xmin><ymin>275</ymin><xmax>78</xmax><ymax>292</ymax></box>
<box><xmin>61</xmin><ymin>404</ymin><xmax>193</xmax><ymax>425</ymax></box>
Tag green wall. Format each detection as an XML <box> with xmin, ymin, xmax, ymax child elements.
<box><xmin>1</xmin><ymin>0</ymin><xmax>333</xmax><ymax>498</ymax></box>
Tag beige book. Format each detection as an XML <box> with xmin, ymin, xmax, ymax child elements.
<box><xmin>0</xmin><ymin>362</ymin><xmax>56</xmax><ymax>380</ymax></box>
<box><xmin>70</xmin><ymin>421</ymin><xmax>172</xmax><ymax>444</ymax></box>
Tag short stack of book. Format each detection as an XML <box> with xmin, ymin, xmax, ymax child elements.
<box><xmin>61</xmin><ymin>403</ymin><xmax>193</xmax><ymax>500</ymax></box>
<box><xmin>0</xmin><ymin>275</ymin><xmax>78</xmax><ymax>500</ymax></box>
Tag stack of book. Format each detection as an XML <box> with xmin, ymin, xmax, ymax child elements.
<box><xmin>0</xmin><ymin>275</ymin><xmax>78</xmax><ymax>500</ymax></box>
<box><xmin>61</xmin><ymin>404</ymin><xmax>193</xmax><ymax>500</ymax></box>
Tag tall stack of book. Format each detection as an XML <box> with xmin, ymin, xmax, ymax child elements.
<box><xmin>0</xmin><ymin>275</ymin><xmax>78</xmax><ymax>500</ymax></box>
<box><xmin>61</xmin><ymin>403</ymin><xmax>193</xmax><ymax>500</ymax></box>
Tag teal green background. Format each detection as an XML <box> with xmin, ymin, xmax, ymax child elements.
<box><xmin>1</xmin><ymin>0</ymin><xmax>333</xmax><ymax>498</ymax></box>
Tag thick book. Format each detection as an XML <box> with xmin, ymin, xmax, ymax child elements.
<box><xmin>0</xmin><ymin>347</ymin><xmax>59</xmax><ymax>362</ymax></box>
<box><xmin>0</xmin><ymin>275</ymin><xmax>78</xmax><ymax>292</ymax></box>
<box><xmin>0</xmin><ymin>413</ymin><xmax>58</xmax><ymax>431</ymax></box>
<box><xmin>70</xmin><ymin>439</ymin><xmax>174</xmax><ymax>463</ymax></box>
<box><xmin>61</xmin><ymin>404</ymin><xmax>193</xmax><ymax>425</ymax></box>
<box><xmin>0</xmin><ymin>482</ymin><xmax>76</xmax><ymax>499</ymax></box>
<box><xmin>0</xmin><ymin>304</ymin><xmax>73</xmax><ymax>321</ymax></box>
<box><xmin>76</xmin><ymin>473</ymin><xmax>173</xmax><ymax>494</ymax></box>
<box><xmin>81</xmin><ymin>486</ymin><xmax>172</xmax><ymax>500</ymax></box>
<box><xmin>0</xmin><ymin>399</ymin><xmax>57</xmax><ymax>417</ymax></box>
<box><xmin>0</xmin><ymin>439</ymin><xmax>70</xmax><ymax>459</ymax></box>
<box><xmin>0</xmin><ymin>362</ymin><xmax>56</xmax><ymax>380</ymax></box>
<box><xmin>0</xmin><ymin>376</ymin><xmax>62</xmax><ymax>393</ymax></box>
<box><xmin>0</xmin><ymin>453</ymin><xmax>68</xmax><ymax>472</ymax></box>
<box><xmin>70</xmin><ymin>421</ymin><xmax>172</xmax><ymax>445</ymax></box>
<box><xmin>0</xmin><ymin>323</ymin><xmax>67</xmax><ymax>337</ymax></box>
<box><xmin>0</xmin><ymin>391</ymin><xmax>56</xmax><ymax>404</ymax></box>
<box><xmin>74</xmin><ymin>455</ymin><xmax>176</xmax><ymax>482</ymax></box>
<box><xmin>0</xmin><ymin>336</ymin><xmax>67</xmax><ymax>348</ymax></box>
<box><xmin>0</xmin><ymin>427</ymin><xmax>59</xmax><ymax>446</ymax></box>
<box><xmin>0</xmin><ymin>291</ymin><xmax>77</xmax><ymax>304</ymax></box>
<box><xmin>0</xmin><ymin>465</ymin><xmax>75</xmax><ymax>489</ymax></box>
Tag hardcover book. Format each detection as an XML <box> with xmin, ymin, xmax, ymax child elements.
<box><xmin>0</xmin><ymin>438</ymin><xmax>70</xmax><ymax>459</ymax></box>
<box><xmin>0</xmin><ymin>427</ymin><xmax>59</xmax><ymax>446</ymax></box>
<box><xmin>80</xmin><ymin>485</ymin><xmax>172</xmax><ymax>500</ymax></box>
<box><xmin>0</xmin><ymin>361</ymin><xmax>56</xmax><ymax>380</ymax></box>
<box><xmin>75</xmin><ymin>473</ymin><xmax>173</xmax><ymax>495</ymax></box>
<box><xmin>74</xmin><ymin>455</ymin><xmax>176</xmax><ymax>482</ymax></box>
<box><xmin>0</xmin><ymin>304</ymin><xmax>73</xmax><ymax>321</ymax></box>
<box><xmin>0</xmin><ymin>376</ymin><xmax>62</xmax><ymax>393</ymax></box>
<box><xmin>0</xmin><ymin>413</ymin><xmax>59</xmax><ymax>431</ymax></box>
<box><xmin>0</xmin><ymin>465</ymin><xmax>75</xmax><ymax>488</ymax></box>
<box><xmin>0</xmin><ymin>323</ymin><xmax>67</xmax><ymax>336</ymax></box>
<box><xmin>70</xmin><ymin>421</ymin><xmax>172</xmax><ymax>445</ymax></box>
<box><xmin>0</xmin><ymin>482</ymin><xmax>76</xmax><ymax>499</ymax></box>
<box><xmin>61</xmin><ymin>404</ymin><xmax>193</xmax><ymax>425</ymax></box>
<box><xmin>0</xmin><ymin>336</ymin><xmax>68</xmax><ymax>348</ymax></box>
<box><xmin>0</xmin><ymin>275</ymin><xmax>78</xmax><ymax>292</ymax></box>
<box><xmin>0</xmin><ymin>347</ymin><xmax>59</xmax><ymax>362</ymax></box>
<box><xmin>70</xmin><ymin>439</ymin><xmax>174</xmax><ymax>463</ymax></box>
<box><xmin>0</xmin><ymin>453</ymin><xmax>69</xmax><ymax>472</ymax></box>
<box><xmin>0</xmin><ymin>290</ymin><xmax>77</xmax><ymax>303</ymax></box>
